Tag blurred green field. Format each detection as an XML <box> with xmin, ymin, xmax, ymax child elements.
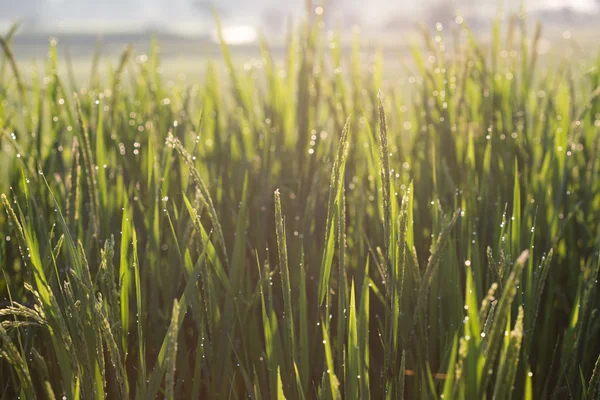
<box><xmin>7</xmin><ymin>20</ymin><xmax>599</xmax><ymax>81</ymax></box>
<box><xmin>1</xmin><ymin>11</ymin><xmax>600</xmax><ymax>400</ymax></box>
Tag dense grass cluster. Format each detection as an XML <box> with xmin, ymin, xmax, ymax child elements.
<box><xmin>1</xmin><ymin>11</ymin><xmax>600</xmax><ymax>399</ymax></box>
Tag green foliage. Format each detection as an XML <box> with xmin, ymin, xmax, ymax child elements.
<box><xmin>1</xmin><ymin>12</ymin><xmax>600</xmax><ymax>400</ymax></box>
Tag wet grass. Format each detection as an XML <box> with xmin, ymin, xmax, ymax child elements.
<box><xmin>1</xmin><ymin>11</ymin><xmax>600</xmax><ymax>400</ymax></box>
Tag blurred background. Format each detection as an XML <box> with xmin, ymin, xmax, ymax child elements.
<box><xmin>1</xmin><ymin>0</ymin><xmax>598</xmax><ymax>77</ymax></box>
<box><xmin>1</xmin><ymin>0</ymin><xmax>599</xmax><ymax>35</ymax></box>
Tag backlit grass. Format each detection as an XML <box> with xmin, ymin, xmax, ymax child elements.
<box><xmin>1</xmin><ymin>11</ymin><xmax>600</xmax><ymax>400</ymax></box>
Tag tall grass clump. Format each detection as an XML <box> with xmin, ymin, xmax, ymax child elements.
<box><xmin>1</xmin><ymin>8</ymin><xmax>600</xmax><ymax>400</ymax></box>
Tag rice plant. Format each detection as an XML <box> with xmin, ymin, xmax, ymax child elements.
<box><xmin>1</xmin><ymin>9</ymin><xmax>600</xmax><ymax>400</ymax></box>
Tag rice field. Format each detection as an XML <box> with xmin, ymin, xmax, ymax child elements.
<box><xmin>1</xmin><ymin>11</ymin><xmax>600</xmax><ymax>400</ymax></box>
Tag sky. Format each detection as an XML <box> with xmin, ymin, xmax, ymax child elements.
<box><xmin>0</xmin><ymin>0</ymin><xmax>598</xmax><ymax>35</ymax></box>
